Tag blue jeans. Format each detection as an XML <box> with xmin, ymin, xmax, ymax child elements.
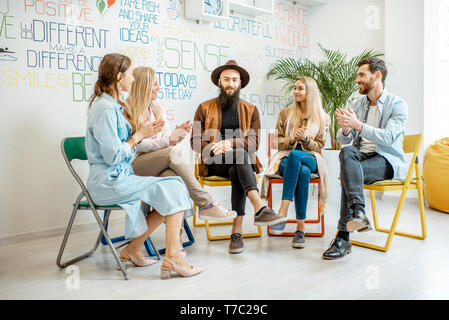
<box><xmin>278</xmin><ymin>150</ymin><xmax>318</xmax><ymax>220</ymax></box>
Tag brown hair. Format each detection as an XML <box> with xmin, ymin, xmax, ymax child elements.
<box><xmin>358</xmin><ymin>57</ymin><xmax>388</xmax><ymax>87</ymax></box>
<box><xmin>88</xmin><ymin>53</ymin><xmax>131</xmax><ymax>108</ymax></box>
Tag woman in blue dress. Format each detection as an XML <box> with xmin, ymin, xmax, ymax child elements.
<box><xmin>85</xmin><ymin>53</ymin><xmax>201</xmax><ymax>279</ymax></box>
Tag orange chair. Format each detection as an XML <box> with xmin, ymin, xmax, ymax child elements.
<box><xmin>266</xmin><ymin>133</ymin><xmax>325</xmax><ymax>237</ymax></box>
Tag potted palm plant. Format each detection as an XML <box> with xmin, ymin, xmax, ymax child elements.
<box><xmin>266</xmin><ymin>44</ymin><xmax>384</xmax><ymax>202</ymax></box>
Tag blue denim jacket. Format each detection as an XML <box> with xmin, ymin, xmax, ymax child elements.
<box><xmin>336</xmin><ymin>89</ymin><xmax>408</xmax><ymax>180</ymax></box>
<box><xmin>85</xmin><ymin>93</ymin><xmax>193</xmax><ymax>238</ymax></box>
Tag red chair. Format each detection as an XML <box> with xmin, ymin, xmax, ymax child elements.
<box><xmin>266</xmin><ymin>133</ymin><xmax>325</xmax><ymax>237</ymax></box>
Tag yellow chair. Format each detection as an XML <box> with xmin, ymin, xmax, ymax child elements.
<box><xmin>193</xmin><ymin>153</ymin><xmax>262</xmax><ymax>241</ymax></box>
<box><xmin>350</xmin><ymin>133</ymin><xmax>427</xmax><ymax>252</ymax></box>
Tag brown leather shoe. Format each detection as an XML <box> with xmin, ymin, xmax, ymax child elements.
<box><xmin>254</xmin><ymin>206</ymin><xmax>287</xmax><ymax>226</ymax></box>
<box><xmin>228</xmin><ymin>233</ymin><xmax>244</xmax><ymax>254</ymax></box>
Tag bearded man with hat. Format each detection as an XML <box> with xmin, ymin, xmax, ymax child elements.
<box><xmin>190</xmin><ymin>60</ymin><xmax>287</xmax><ymax>254</ymax></box>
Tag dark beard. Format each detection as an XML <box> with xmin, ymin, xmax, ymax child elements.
<box><xmin>359</xmin><ymin>80</ymin><xmax>374</xmax><ymax>95</ymax></box>
<box><xmin>218</xmin><ymin>85</ymin><xmax>240</xmax><ymax>110</ymax></box>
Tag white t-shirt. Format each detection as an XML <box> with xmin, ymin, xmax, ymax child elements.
<box><xmin>359</xmin><ymin>105</ymin><xmax>380</xmax><ymax>154</ymax></box>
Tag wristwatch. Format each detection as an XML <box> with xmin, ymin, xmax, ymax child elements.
<box><xmin>300</xmin><ymin>136</ymin><xmax>309</xmax><ymax>144</ymax></box>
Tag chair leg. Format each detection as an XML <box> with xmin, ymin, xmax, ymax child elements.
<box><xmin>351</xmin><ymin>188</ymin><xmax>407</xmax><ymax>252</ymax></box>
<box><xmin>144</xmin><ymin>236</ymin><xmax>161</xmax><ymax>260</ymax></box>
<box><xmin>57</xmin><ymin>195</ymin><xmax>101</xmax><ymax>268</ymax></box>
<box><xmin>147</xmin><ymin>219</ymin><xmax>195</xmax><ymax>256</ymax></box>
<box><xmin>351</xmin><ymin>184</ymin><xmax>426</xmax><ymax>252</ymax></box>
<box><xmin>416</xmin><ymin>164</ymin><xmax>427</xmax><ymax>239</ymax></box>
<box><xmin>57</xmin><ymin>198</ymin><xmax>129</xmax><ymax>279</ymax></box>
<box><xmin>267</xmin><ymin>181</ymin><xmax>273</xmax><ymax>208</ymax></box>
<box><xmin>267</xmin><ymin>192</ymin><xmax>325</xmax><ymax>237</ymax></box>
<box><xmin>204</xmin><ymin>219</ymin><xmax>263</xmax><ymax>241</ymax></box>
<box><xmin>182</xmin><ymin>219</ymin><xmax>195</xmax><ymax>247</ymax></box>
<box><xmin>369</xmin><ymin>190</ymin><xmax>380</xmax><ymax>231</ymax></box>
<box><xmin>56</xmin><ymin>205</ymin><xmax>91</xmax><ymax>268</ymax></box>
<box><xmin>89</xmin><ymin>207</ymin><xmax>129</xmax><ymax>280</ymax></box>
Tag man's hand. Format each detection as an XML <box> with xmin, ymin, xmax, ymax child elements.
<box><xmin>336</xmin><ymin>107</ymin><xmax>363</xmax><ymax>133</ymax></box>
<box><xmin>211</xmin><ymin>139</ymin><xmax>233</xmax><ymax>155</ymax></box>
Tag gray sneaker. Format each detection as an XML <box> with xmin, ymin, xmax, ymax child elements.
<box><xmin>254</xmin><ymin>207</ymin><xmax>287</xmax><ymax>226</ymax></box>
<box><xmin>229</xmin><ymin>233</ymin><xmax>244</xmax><ymax>254</ymax></box>
<box><xmin>292</xmin><ymin>230</ymin><xmax>306</xmax><ymax>248</ymax></box>
<box><xmin>269</xmin><ymin>221</ymin><xmax>287</xmax><ymax>235</ymax></box>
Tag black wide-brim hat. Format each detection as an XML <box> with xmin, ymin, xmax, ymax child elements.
<box><xmin>211</xmin><ymin>60</ymin><xmax>250</xmax><ymax>89</ymax></box>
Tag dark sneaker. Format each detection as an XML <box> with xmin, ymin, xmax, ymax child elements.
<box><xmin>254</xmin><ymin>207</ymin><xmax>287</xmax><ymax>226</ymax></box>
<box><xmin>346</xmin><ymin>209</ymin><xmax>372</xmax><ymax>233</ymax></box>
<box><xmin>322</xmin><ymin>238</ymin><xmax>352</xmax><ymax>260</ymax></box>
<box><xmin>229</xmin><ymin>233</ymin><xmax>244</xmax><ymax>254</ymax></box>
<box><xmin>292</xmin><ymin>230</ymin><xmax>306</xmax><ymax>248</ymax></box>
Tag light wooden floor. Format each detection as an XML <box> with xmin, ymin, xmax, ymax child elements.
<box><xmin>1</xmin><ymin>193</ymin><xmax>449</xmax><ymax>300</ymax></box>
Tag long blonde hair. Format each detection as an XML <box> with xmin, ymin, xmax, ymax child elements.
<box><xmin>289</xmin><ymin>76</ymin><xmax>329</xmax><ymax>132</ymax></box>
<box><xmin>125</xmin><ymin>66</ymin><xmax>163</xmax><ymax>133</ymax></box>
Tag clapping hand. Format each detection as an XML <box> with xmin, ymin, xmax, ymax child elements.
<box><xmin>138</xmin><ymin>119</ymin><xmax>165</xmax><ymax>139</ymax></box>
<box><xmin>336</xmin><ymin>107</ymin><xmax>362</xmax><ymax>133</ymax></box>
<box><xmin>293</xmin><ymin>126</ymin><xmax>309</xmax><ymax>142</ymax></box>
<box><xmin>169</xmin><ymin>120</ymin><xmax>192</xmax><ymax>145</ymax></box>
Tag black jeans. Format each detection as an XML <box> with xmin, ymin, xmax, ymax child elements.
<box><xmin>205</xmin><ymin>149</ymin><xmax>258</xmax><ymax>216</ymax></box>
<box><xmin>338</xmin><ymin>146</ymin><xmax>393</xmax><ymax>232</ymax></box>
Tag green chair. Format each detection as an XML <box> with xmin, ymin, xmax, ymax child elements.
<box><xmin>56</xmin><ymin>137</ymin><xmax>160</xmax><ymax>280</ymax></box>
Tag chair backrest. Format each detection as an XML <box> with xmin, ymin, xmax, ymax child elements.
<box><xmin>403</xmin><ymin>134</ymin><xmax>423</xmax><ymax>155</ymax></box>
<box><xmin>62</xmin><ymin>137</ymin><xmax>87</xmax><ymax>162</ymax></box>
<box><xmin>61</xmin><ymin>137</ymin><xmax>92</xmax><ymax>202</ymax></box>
<box><xmin>402</xmin><ymin>133</ymin><xmax>423</xmax><ymax>183</ymax></box>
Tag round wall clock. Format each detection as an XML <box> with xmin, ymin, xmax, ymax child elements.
<box><xmin>204</xmin><ymin>0</ymin><xmax>223</xmax><ymax>15</ymax></box>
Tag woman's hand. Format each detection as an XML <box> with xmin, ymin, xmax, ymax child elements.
<box><xmin>128</xmin><ymin>120</ymin><xmax>165</xmax><ymax>149</ymax></box>
<box><xmin>293</xmin><ymin>127</ymin><xmax>308</xmax><ymax>142</ymax></box>
<box><xmin>139</xmin><ymin>119</ymin><xmax>165</xmax><ymax>139</ymax></box>
<box><xmin>169</xmin><ymin>120</ymin><xmax>192</xmax><ymax>146</ymax></box>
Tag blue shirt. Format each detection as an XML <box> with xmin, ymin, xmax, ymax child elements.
<box><xmin>85</xmin><ymin>93</ymin><xmax>193</xmax><ymax>238</ymax></box>
<box><xmin>337</xmin><ymin>89</ymin><xmax>408</xmax><ymax>180</ymax></box>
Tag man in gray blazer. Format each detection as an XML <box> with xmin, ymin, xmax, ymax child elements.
<box><xmin>323</xmin><ymin>57</ymin><xmax>408</xmax><ymax>260</ymax></box>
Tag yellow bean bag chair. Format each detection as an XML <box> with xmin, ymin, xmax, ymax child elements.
<box><xmin>423</xmin><ymin>138</ymin><xmax>449</xmax><ymax>213</ymax></box>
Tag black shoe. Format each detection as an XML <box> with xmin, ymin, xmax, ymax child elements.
<box><xmin>322</xmin><ymin>237</ymin><xmax>352</xmax><ymax>260</ymax></box>
<box><xmin>346</xmin><ymin>209</ymin><xmax>372</xmax><ymax>232</ymax></box>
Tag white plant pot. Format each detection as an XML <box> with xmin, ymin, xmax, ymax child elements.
<box><xmin>322</xmin><ymin>149</ymin><xmax>341</xmax><ymax>204</ymax></box>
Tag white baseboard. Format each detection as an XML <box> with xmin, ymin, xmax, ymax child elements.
<box><xmin>0</xmin><ymin>217</ymin><xmax>123</xmax><ymax>246</ymax></box>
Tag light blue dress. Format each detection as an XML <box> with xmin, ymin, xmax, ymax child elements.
<box><xmin>85</xmin><ymin>93</ymin><xmax>193</xmax><ymax>239</ymax></box>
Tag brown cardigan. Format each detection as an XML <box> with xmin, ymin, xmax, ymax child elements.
<box><xmin>190</xmin><ymin>97</ymin><xmax>263</xmax><ymax>176</ymax></box>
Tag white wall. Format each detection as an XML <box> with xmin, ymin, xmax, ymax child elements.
<box><xmin>385</xmin><ymin>0</ymin><xmax>424</xmax><ymax>138</ymax></box>
<box><xmin>423</xmin><ymin>0</ymin><xmax>449</xmax><ymax>149</ymax></box>
<box><xmin>1</xmin><ymin>0</ymin><xmax>437</xmax><ymax>238</ymax></box>
<box><xmin>0</xmin><ymin>0</ymin><xmax>310</xmax><ymax>238</ymax></box>
<box><xmin>308</xmin><ymin>0</ymin><xmax>385</xmax><ymax>63</ymax></box>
